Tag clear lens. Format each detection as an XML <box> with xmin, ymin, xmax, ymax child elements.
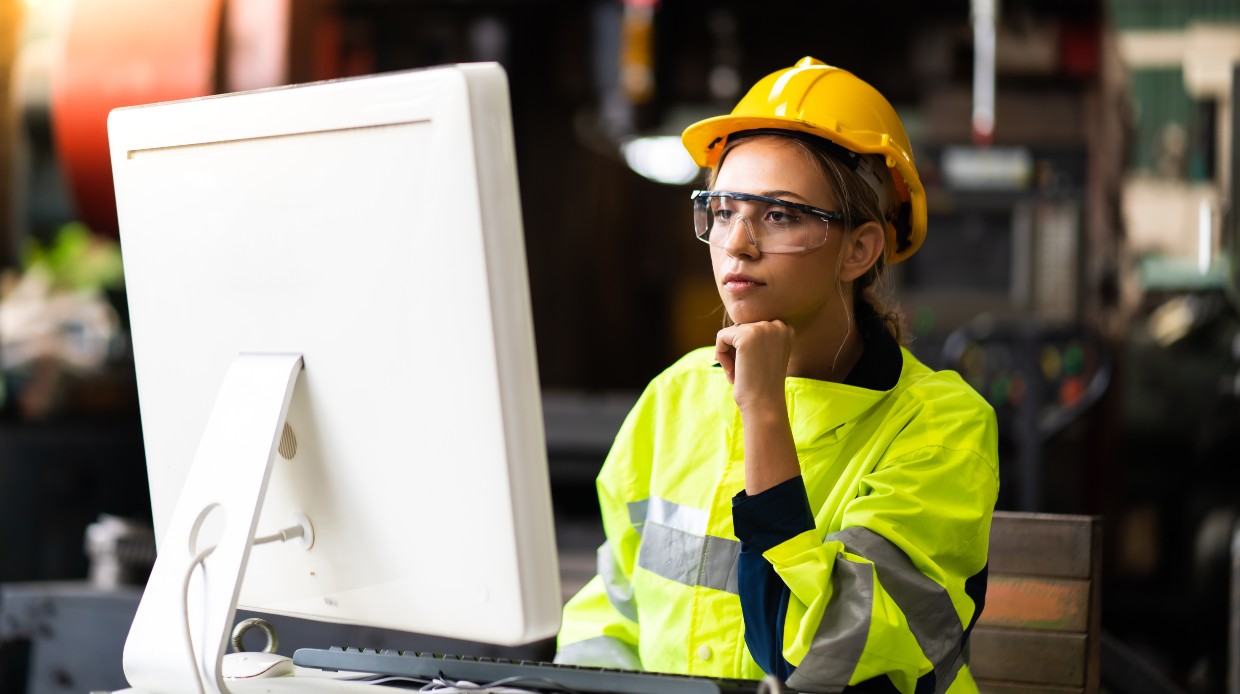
<box><xmin>692</xmin><ymin>193</ymin><xmax>831</xmax><ymax>253</ymax></box>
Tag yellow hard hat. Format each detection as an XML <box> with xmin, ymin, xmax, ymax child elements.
<box><xmin>682</xmin><ymin>56</ymin><xmax>926</xmax><ymax>263</ymax></box>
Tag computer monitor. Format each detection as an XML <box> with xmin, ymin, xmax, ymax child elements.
<box><xmin>107</xmin><ymin>63</ymin><xmax>561</xmax><ymax>693</ymax></box>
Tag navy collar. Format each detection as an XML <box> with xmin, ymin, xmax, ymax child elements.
<box><xmin>842</xmin><ymin>301</ymin><xmax>902</xmax><ymax>392</ymax></box>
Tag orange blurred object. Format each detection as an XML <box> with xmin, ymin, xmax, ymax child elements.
<box><xmin>1059</xmin><ymin>376</ymin><xmax>1085</xmax><ymax>407</ymax></box>
<box><xmin>50</xmin><ymin>0</ymin><xmax>223</xmax><ymax>237</ymax></box>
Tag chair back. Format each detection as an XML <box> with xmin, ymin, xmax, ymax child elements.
<box><xmin>970</xmin><ymin>511</ymin><xmax>1102</xmax><ymax>694</ymax></box>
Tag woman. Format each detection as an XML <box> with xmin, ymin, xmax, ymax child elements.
<box><xmin>556</xmin><ymin>57</ymin><xmax>999</xmax><ymax>694</ymax></box>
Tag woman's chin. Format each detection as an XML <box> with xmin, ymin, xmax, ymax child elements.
<box><xmin>727</xmin><ymin>310</ymin><xmax>780</xmax><ymax>326</ymax></box>
<box><xmin>720</xmin><ymin>296</ymin><xmax>786</xmax><ymax>326</ymax></box>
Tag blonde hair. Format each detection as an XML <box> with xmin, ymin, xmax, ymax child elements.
<box><xmin>708</xmin><ymin>133</ymin><xmax>906</xmax><ymax>345</ymax></box>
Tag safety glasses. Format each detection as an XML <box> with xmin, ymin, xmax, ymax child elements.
<box><xmin>690</xmin><ymin>190</ymin><xmax>844</xmax><ymax>253</ymax></box>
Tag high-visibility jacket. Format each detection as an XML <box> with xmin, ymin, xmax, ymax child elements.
<box><xmin>555</xmin><ymin>344</ymin><xmax>999</xmax><ymax>693</ymax></box>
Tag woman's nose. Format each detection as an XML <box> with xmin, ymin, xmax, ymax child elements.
<box><xmin>722</xmin><ymin>215</ymin><xmax>761</xmax><ymax>259</ymax></box>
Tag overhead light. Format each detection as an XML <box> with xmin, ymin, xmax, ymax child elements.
<box><xmin>621</xmin><ymin>136</ymin><xmax>701</xmax><ymax>185</ymax></box>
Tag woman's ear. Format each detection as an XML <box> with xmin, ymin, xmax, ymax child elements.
<box><xmin>839</xmin><ymin>221</ymin><xmax>886</xmax><ymax>282</ymax></box>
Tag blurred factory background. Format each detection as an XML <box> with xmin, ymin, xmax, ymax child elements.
<box><xmin>1</xmin><ymin>0</ymin><xmax>1240</xmax><ymax>692</ymax></box>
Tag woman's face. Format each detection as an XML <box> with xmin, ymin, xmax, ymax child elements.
<box><xmin>709</xmin><ymin>137</ymin><xmax>849</xmax><ymax>332</ymax></box>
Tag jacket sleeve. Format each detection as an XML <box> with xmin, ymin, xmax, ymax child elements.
<box><xmin>552</xmin><ymin>487</ymin><xmax>642</xmax><ymax>669</ymax></box>
<box><xmin>554</xmin><ymin>389</ymin><xmax>655</xmax><ymax>670</ymax></box>
<box><xmin>733</xmin><ymin>475</ymin><xmax>815</xmax><ymax>681</ymax></box>
<box><xmin>749</xmin><ymin>440</ymin><xmax>998</xmax><ymax>693</ymax></box>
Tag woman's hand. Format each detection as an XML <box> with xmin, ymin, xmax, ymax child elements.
<box><xmin>715</xmin><ymin>320</ymin><xmax>795</xmax><ymax>414</ymax></box>
<box><xmin>716</xmin><ymin>321</ymin><xmax>801</xmax><ymax>495</ymax></box>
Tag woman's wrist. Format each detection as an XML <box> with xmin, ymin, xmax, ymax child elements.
<box><xmin>740</xmin><ymin>403</ymin><xmax>800</xmax><ymax>494</ymax></box>
<box><xmin>736</xmin><ymin>391</ymin><xmax>788</xmax><ymax>422</ymax></box>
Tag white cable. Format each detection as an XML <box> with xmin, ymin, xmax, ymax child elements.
<box><xmin>253</xmin><ymin>522</ymin><xmax>308</xmax><ymax>547</ymax></box>
<box><xmin>180</xmin><ymin>522</ymin><xmax>306</xmax><ymax>694</ymax></box>
<box><xmin>183</xmin><ymin>545</ymin><xmax>216</xmax><ymax>694</ymax></box>
<box><xmin>417</xmin><ymin>676</ymin><xmax>562</xmax><ymax>693</ymax></box>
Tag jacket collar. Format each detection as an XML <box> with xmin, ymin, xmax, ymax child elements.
<box><xmin>783</xmin><ymin>302</ymin><xmax>905</xmax><ymax>439</ymax></box>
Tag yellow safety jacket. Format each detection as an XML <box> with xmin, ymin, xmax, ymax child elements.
<box><xmin>556</xmin><ymin>344</ymin><xmax>999</xmax><ymax>693</ymax></box>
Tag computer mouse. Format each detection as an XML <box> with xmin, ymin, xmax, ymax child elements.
<box><xmin>222</xmin><ymin>651</ymin><xmax>296</xmax><ymax>679</ymax></box>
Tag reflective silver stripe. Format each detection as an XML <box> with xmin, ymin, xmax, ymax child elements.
<box><xmin>627</xmin><ymin>499</ymin><xmax>649</xmax><ymax>533</ymax></box>
<box><xmin>786</xmin><ymin>555</ymin><xmax>873</xmax><ymax>692</ymax></box>
<box><xmin>638</xmin><ymin>522</ymin><xmax>704</xmax><ymax>588</ymax></box>
<box><xmin>637</xmin><ymin>521</ymin><xmax>741</xmax><ymax>594</ymax></box>
<box><xmin>942</xmin><ymin>649</ymin><xmax>966</xmax><ymax>690</ymax></box>
<box><xmin>702</xmin><ymin>534</ymin><xmax>741</xmax><ymax>594</ymax></box>
<box><xmin>833</xmin><ymin>526</ymin><xmax>966</xmax><ymax>693</ymax></box>
<box><xmin>647</xmin><ymin>496</ymin><xmax>709</xmax><ymax>535</ymax></box>
<box><xmin>597</xmin><ymin>540</ymin><xmax>638</xmax><ymax>623</ymax></box>
<box><xmin>554</xmin><ymin>635</ymin><xmax>641</xmax><ymax>670</ymax></box>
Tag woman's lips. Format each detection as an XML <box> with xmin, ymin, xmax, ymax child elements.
<box><xmin>722</xmin><ymin>272</ymin><xmax>764</xmax><ymax>292</ymax></box>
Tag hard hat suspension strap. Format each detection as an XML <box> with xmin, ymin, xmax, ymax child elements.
<box><xmin>728</xmin><ymin>128</ymin><xmax>863</xmax><ymax>171</ymax></box>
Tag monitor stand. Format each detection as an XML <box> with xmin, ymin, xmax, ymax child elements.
<box><xmin>122</xmin><ymin>353</ymin><xmax>305</xmax><ymax>694</ymax></box>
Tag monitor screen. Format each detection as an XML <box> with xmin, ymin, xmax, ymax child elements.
<box><xmin>108</xmin><ymin>64</ymin><xmax>560</xmax><ymax>692</ymax></box>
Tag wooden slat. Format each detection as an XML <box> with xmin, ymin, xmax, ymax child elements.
<box><xmin>977</xmin><ymin>576</ymin><xmax>1090</xmax><ymax>631</ymax></box>
<box><xmin>970</xmin><ymin>627</ymin><xmax>1087</xmax><ymax>687</ymax></box>
<box><xmin>989</xmin><ymin>512</ymin><xmax>1095</xmax><ymax>578</ymax></box>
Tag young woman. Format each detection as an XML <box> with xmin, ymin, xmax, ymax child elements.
<box><xmin>556</xmin><ymin>57</ymin><xmax>999</xmax><ymax>694</ymax></box>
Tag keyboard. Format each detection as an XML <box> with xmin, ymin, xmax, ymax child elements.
<box><xmin>292</xmin><ymin>646</ymin><xmax>767</xmax><ymax>693</ymax></box>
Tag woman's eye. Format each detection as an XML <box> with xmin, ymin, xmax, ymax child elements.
<box><xmin>765</xmin><ymin>208</ymin><xmax>799</xmax><ymax>225</ymax></box>
<box><xmin>713</xmin><ymin>208</ymin><xmax>734</xmax><ymax>222</ymax></box>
